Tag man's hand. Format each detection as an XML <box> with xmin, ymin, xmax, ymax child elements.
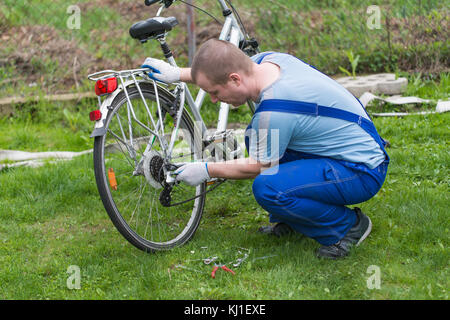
<box><xmin>174</xmin><ymin>162</ymin><xmax>210</xmax><ymax>186</ymax></box>
<box><xmin>141</xmin><ymin>57</ymin><xmax>181</xmax><ymax>83</ymax></box>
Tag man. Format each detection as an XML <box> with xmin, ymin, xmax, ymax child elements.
<box><xmin>141</xmin><ymin>39</ymin><xmax>389</xmax><ymax>259</ymax></box>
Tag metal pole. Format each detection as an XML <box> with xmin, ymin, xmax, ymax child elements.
<box><xmin>186</xmin><ymin>0</ymin><xmax>196</xmax><ymax>66</ymax></box>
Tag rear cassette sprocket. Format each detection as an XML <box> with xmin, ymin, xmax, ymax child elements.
<box><xmin>143</xmin><ymin>150</ymin><xmax>165</xmax><ymax>189</ymax></box>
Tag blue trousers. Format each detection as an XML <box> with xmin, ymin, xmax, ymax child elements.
<box><xmin>252</xmin><ymin>150</ymin><xmax>388</xmax><ymax>246</ymax></box>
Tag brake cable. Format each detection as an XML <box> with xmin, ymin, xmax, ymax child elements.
<box><xmin>178</xmin><ymin>0</ymin><xmax>223</xmax><ymax>24</ymax></box>
<box><xmin>224</xmin><ymin>0</ymin><xmax>249</xmax><ymax>38</ymax></box>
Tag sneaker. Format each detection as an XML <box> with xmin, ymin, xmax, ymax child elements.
<box><xmin>258</xmin><ymin>223</ymin><xmax>294</xmax><ymax>238</ymax></box>
<box><xmin>317</xmin><ymin>207</ymin><xmax>372</xmax><ymax>259</ymax></box>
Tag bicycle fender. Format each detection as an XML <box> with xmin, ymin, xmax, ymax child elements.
<box><xmin>90</xmin><ymin>80</ymin><xmax>173</xmax><ymax>137</ymax></box>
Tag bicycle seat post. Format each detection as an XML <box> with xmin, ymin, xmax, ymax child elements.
<box><xmin>156</xmin><ymin>36</ymin><xmax>178</xmax><ymax>67</ymax></box>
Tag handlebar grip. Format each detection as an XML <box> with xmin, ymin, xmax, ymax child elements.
<box><xmin>144</xmin><ymin>0</ymin><xmax>160</xmax><ymax>6</ymax></box>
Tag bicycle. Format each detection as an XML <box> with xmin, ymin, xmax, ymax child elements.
<box><xmin>87</xmin><ymin>0</ymin><xmax>260</xmax><ymax>252</ymax></box>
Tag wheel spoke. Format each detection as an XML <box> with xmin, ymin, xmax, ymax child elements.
<box><xmin>94</xmin><ymin>84</ymin><xmax>206</xmax><ymax>252</ymax></box>
<box><xmin>129</xmin><ymin>177</ymin><xmax>147</xmax><ymax>227</ymax></box>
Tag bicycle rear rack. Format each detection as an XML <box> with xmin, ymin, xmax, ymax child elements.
<box><xmin>88</xmin><ymin>68</ymin><xmax>188</xmax><ymax>164</ymax></box>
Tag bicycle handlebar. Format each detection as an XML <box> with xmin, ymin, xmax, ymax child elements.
<box><xmin>145</xmin><ymin>0</ymin><xmax>174</xmax><ymax>7</ymax></box>
<box><xmin>144</xmin><ymin>0</ymin><xmax>160</xmax><ymax>6</ymax></box>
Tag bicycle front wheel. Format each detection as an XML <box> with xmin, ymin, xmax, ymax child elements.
<box><xmin>93</xmin><ymin>83</ymin><xmax>206</xmax><ymax>252</ymax></box>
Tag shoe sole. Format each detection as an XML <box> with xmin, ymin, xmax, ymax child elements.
<box><xmin>355</xmin><ymin>215</ymin><xmax>372</xmax><ymax>246</ymax></box>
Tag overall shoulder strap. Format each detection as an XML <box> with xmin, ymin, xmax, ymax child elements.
<box><xmin>255</xmin><ymin>99</ymin><xmax>389</xmax><ymax>161</ymax></box>
<box><xmin>254</xmin><ymin>52</ymin><xmax>274</xmax><ymax>64</ymax></box>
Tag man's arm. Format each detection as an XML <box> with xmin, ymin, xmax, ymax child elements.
<box><xmin>173</xmin><ymin>157</ymin><xmax>271</xmax><ymax>186</ymax></box>
<box><xmin>180</xmin><ymin>68</ymin><xmax>193</xmax><ymax>83</ymax></box>
<box><xmin>207</xmin><ymin>157</ymin><xmax>271</xmax><ymax>180</ymax></box>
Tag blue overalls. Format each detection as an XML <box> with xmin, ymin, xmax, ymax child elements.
<box><xmin>246</xmin><ymin>55</ymin><xmax>389</xmax><ymax>245</ymax></box>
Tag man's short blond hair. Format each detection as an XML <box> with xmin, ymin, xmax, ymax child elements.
<box><xmin>191</xmin><ymin>39</ymin><xmax>254</xmax><ymax>85</ymax></box>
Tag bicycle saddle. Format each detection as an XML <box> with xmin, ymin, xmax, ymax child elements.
<box><xmin>129</xmin><ymin>16</ymin><xmax>178</xmax><ymax>41</ymax></box>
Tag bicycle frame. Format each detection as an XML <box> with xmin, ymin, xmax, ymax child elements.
<box><xmin>156</xmin><ymin>0</ymin><xmax>255</xmax><ymax>134</ymax></box>
<box><xmin>88</xmin><ymin>0</ymin><xmax>255</xmax><ymax>165</ymax></box>
<box><xmin>86</xmin><ymin>0</ymin><xmax>260</xmax><ymax>251</ymax></box>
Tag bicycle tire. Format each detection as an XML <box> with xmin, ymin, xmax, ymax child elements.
<box><xmin>93</xmin><ymin>83</ymin><xmax>206</xmax><ymax>252</ymax></box>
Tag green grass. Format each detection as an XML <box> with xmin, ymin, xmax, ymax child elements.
<box><xmin>0</xmin><ymin>0</ymin><xmax>448</xmax><ymax>300</ymax></box>
<box><xmin>0</xmin><ymin>97</ymin><xmax>97</xmax><ymax>152</ymax></box>
<box><xmin>0</xmin><ymin>105</ymin><xmax>449</xmax><ymax>300</ymax></box>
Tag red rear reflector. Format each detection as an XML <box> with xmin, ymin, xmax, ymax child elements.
<box><xmin>89</xmin><ymin>110</ymin><xmax>102</xmax><ymax>121</ymax></box>
<box><xmin>95</xmin><ymin>77</ymin><xmax>118</xmax><ymax>96</ymax></box>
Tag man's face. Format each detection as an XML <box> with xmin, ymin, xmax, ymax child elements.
<box><xmin>195</xmin><ymin>72</ymin><xmax>248</xmax><ymax>107</ymax></box>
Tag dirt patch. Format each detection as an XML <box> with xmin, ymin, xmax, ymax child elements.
<box><xmin>388</xmin><ymin>14</ymin><xmax>449</xmax><ymax>73</ymax></box>
<box><xmin>3</xmin><ymin>1</ymin><xmax>446</xmax><ymax>95</ymax></box>
<box><xmin>0</xmin><ymin>1</ymin><xmax>254</xmax><ymax>93</ymax></box>
<box><xmin>76</xmin><ymin>0</ymin><xmax>227</xmax><ymax>45</ymax></box>
<box><xmin>78</xmin><ymin>0</ymin><xmax>158</xmax><ymax>22</ymax></box>
<box><xmin>0</xmin><ymin>25</ymin><xmax>95</xmax><ymax>92</ymax></box>
<box><xmin>88</xmin><ymin>0</ymin><xmax>254</xmax><ymax>55</ymax></box>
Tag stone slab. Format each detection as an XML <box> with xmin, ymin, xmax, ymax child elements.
<box><xmin>336</xmin><ymin>73</ymin><xmax>408</xmax><ymax>98</ymax></box>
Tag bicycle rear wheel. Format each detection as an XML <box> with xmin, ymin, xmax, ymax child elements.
<box><xmin>93</xmin><ymin>83</ymin><xmax>206</xmax><ymax>252</ymax></box>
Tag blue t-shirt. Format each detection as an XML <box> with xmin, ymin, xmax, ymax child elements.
<box><xmin>248</xmin><ymin>52</ymin><xmax>385</xmax><ymax>169</ymax></box>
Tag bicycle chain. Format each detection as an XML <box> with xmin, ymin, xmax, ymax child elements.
<box><xmin>159</xmin><ymin>178</ymin><xmax>226</xmax><ymax>207</ymax></box>
<box><xmin>158</xmin><ymin>87</ymin><xmax>227</xmax><ymax>207</ymax></box>
<box><xmin>148</xmin><ymin>160</ymin><xmax>225</xmax><ymax>207</ymax></box>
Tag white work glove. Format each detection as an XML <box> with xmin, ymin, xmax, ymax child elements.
<box><xmin>141</xmin><ymin>57</ymin><xmax>181</xmax><ymax>83</ymax></box>
<box><xmin>174</xmin><ymin>162</ymin><xmax>210</xmax><ymax>186</ymax></box>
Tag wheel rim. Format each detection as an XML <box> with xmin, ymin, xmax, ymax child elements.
<box><xmin>98</xmin><ymin>88</ymin><xmax>205</xmax><ymax>249</ymax></box>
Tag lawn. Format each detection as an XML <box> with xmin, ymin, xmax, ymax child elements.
<box><xmin>0</xmin><ymin>97</ymin><xmax>448</xmax><ymax>300</ymax></box>
<box><xmin>0</xmin><ymin>0</ymin><xmax>448</xmax><ymax>300</ymax></box>
<box><xmin>0</xmin><ymin>114</ymin><xmax>449</xmax><ymax>299</ymax></box>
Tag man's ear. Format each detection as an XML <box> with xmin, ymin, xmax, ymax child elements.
<box><xmin>229</xmin><ymin>73</ymin><xmax>241</xmax><ymax>86</ymax></box>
